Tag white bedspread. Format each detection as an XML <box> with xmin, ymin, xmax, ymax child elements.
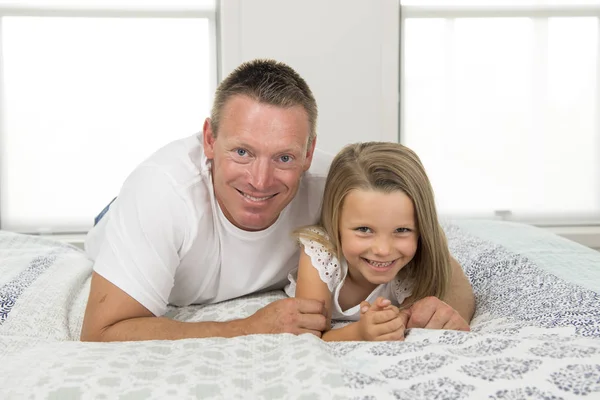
<box><xmin>1</xmin><ymin>221</ymin><xmax>600</xmax><ymax>399</ymax></box>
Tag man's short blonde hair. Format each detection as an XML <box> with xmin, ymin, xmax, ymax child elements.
<box><xmin>210</xmin><ymin>59</ymin><xmax>318</xmax><ymax>145</ymax></box>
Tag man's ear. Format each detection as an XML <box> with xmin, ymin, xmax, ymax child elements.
<box><xmin>303</xmin><ymin>136</ymin><xmax>317</xmax><ymax>172</ymax></box>
<box><xmin>203</xmin><ymin>118</ymin><xmax>216</xmax><ymax>159</ymax></box>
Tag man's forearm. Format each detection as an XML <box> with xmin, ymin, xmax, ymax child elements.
<box><xmin>444</xmin><ymin>257</ymin><xmax>475</xmax><ymax>323</ymax></box>
<box><xmin>83</xmin><ymin>317</ymin><xmax>250</xmax><ymax>342</ymax></box>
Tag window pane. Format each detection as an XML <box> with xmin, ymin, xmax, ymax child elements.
<box><xmin>401</xmin><ymin>1</ymin><xmax>600</xmax><ymax>5</ymax></box>
<box><xmin>403</xmin><ymin>17</ymin><xmax>599</xmax><ymax>221</ymax></box>
<box><xmin>1</xmin><ymin>17</ymin><xmax>213</xmax><ymax>232</ymax></box>
<box><xmin>0</xmin><ymin>1</ymin><xmax>216</xmax><ymax>10</ymax></box>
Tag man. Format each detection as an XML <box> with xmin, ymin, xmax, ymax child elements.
<box><xmin>81</xmin><ymin>59</ymin><xmax>474</xmax><ymax>342</ymax></box>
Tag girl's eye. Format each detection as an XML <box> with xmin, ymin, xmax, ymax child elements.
<box><xmin>280</xmin><ymin>155</ymin><xmax>291</xmax><ymax>163</ymax></box>
<box><xmin>396</xmin><ymin>228</ymin><xmax>411</xmax><ymax>233</ymax></box>
<box><xmin>236</xmin><ymin>149</ymin><xmax>247</xmax><ymax>157</ymax></box>
<box><xmin>356</xmin><ymin>227</ymin><xmax>371</xmax><ymax>233</ymax></box>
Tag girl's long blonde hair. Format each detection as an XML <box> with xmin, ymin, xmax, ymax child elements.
<box><xmin>296</xmin><ymin>142</ymin><xmax>451</xmax><ymax>304</ymax></box>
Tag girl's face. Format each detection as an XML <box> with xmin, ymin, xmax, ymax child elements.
<box><xmin>339</xmin><ymin>189</ymin><xmax>419</xmax><ymax>287</ymax></box>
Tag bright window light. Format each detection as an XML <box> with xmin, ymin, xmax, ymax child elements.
<box><xmin>403</xmin><ymin>16</ymin><xmax>599</xmax><ymax>222</ymax></box>
<box><xmin>1</xmin><ymin>16</ymin><xmax>214</xmax><ymax>232</ymax></box>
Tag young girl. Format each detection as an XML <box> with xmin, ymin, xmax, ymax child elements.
<box><xmin>285</xmin><ymin>142</ymin><xmax>453</xmax><ymax>341</ymax></box>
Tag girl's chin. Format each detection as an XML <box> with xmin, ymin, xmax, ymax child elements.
<box><xmin>365</xmin><ymin>273</ymin><xmax>395</xmax><ymax>285</ymax></box>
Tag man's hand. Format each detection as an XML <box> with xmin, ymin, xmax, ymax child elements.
<box><xmin>243</xmin><ymin>298</ymin><xmax>328</xmax><ymax>337</ymax></box>
<box><xmin>407</xmin><ymin>296</ymin><xmax>470</xmax><ymax>331</ymax></box>
<box><xmin>357</xmin><ymin>297</ymin><xmax>409</xmax><ymax>341</ymax></box>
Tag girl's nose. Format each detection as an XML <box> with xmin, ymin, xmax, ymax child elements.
<box><xmin>372</xmin><ymin>236</ymin><xmax>392</xmax><ymax>256</ymax></box>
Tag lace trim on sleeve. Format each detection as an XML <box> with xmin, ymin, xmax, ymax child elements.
<box><xmin>298</xmin><ymin>228</ymin><xmax>342</xmax><ymax>292</ymax></box>
<box><xmin>392</xmin><ymin>276</ymin><xmax>414</xmax><ymax>305</ymax></box>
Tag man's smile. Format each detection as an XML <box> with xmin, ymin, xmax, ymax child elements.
<box><xmin>236</xmin><ymin>189</ymin><xmax>278</xmax><ymax>202</ymax></box>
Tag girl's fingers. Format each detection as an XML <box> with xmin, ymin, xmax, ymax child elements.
<box><xmin>367</xmin><ymin>297</ymin><xmax>391</xmax><ymax>313</ymax></box>
<box><xmin>375</xmin><ymin>329</ymin><xmax>406</xmax><ymax>341</ymax></box>
<box><xmin>383</xmin><ymin>305</ymin><xmax>400</xmax><ymax>314</ymax></box>
<box><xmin>360</xmin><ymin>301</ymin><xmax>371</xmax><ymax>314</ymax></box>
<box><xmin>372</xmin><ymin>308</ymin><xmax>399</xmax><ymax>324</ymax></box>
<box><xmin>374</xmin><ymin>315</ymin><xmax>409</xmax><ymax>340</ymax></box>
<box><xmin>377</xmin><ymin>297</ymin><xmax>391</xmax><ymax>308</ymax></box>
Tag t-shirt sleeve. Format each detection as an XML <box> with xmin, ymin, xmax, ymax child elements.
<box><xmin>298</xmin><ymin>228</ymin><xmax>342</xmax><ymax>292</ymax></box>
<box><xmin>91</xmin><ymin>166</ymin><xmax>189</xmax><ymax>316</ymax></box>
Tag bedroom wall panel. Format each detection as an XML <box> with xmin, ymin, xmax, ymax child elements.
<box><xmin>219</xmin><ymin>0</ymin><xmax>400</xmax><ymax>155</ymax></box>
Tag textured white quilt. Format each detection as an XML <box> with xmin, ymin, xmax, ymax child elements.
<box><xmin>1</xmin><ymin>221</ymin><xmax>599</xmax><ymax>399</ymax></box>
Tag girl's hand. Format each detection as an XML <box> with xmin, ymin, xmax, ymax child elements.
<box><xmin>357</xmin><ymin>297</ymin><xmax>409</xmax><ymax>341</ymax></box>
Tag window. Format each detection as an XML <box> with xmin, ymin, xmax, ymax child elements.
<box><xmin>0</xmin><ymin>1</ymin><xmax>217</xmax><ymax>233</ymax></box>
<box><xmin>401</xmin><ymin>1</ymin><xmax>600</xmax><ymax>225</ymax></box>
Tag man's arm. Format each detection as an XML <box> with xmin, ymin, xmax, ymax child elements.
<box><xmin>443</xmin><ymin>256</ymin><xmax>475</xmax><ymax>323</ymax></box>
<box><xmin>80</xmin><ymin>272</ymin><xmax>327</xmax><ymax>342</ymax></box>
<box><xmin>403</xmin><ymin>256</ymin><xmax>474</xmax><ymax>331</ymax></box>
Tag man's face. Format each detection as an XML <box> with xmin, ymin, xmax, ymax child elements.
<box><xmin>203</xmin><ymin>95</ymin><xmax>316</xmax><ymax>231</ymax></box>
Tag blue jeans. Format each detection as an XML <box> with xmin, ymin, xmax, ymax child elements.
<box><xmin>94</xmin><ymin>197</ymin><xmax>117</xmax><ymax>226</ymax></box>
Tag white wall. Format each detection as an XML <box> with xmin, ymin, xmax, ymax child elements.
<box><xmin>219</xmin><ymin>0</ymin><xmax>399</xmax><ymax>155</ymax></box>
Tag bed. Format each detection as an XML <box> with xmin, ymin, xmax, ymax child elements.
<box><xmin>1</xmin><ymin>219</ymin><xmax>599</xmax><ymax>399</ymax></box>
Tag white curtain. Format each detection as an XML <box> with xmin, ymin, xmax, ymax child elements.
<box><xmin>401</xmin><ymin>1</ymin><xmax>600</xmax><ymax>224</ymax></box>
<box><xmin>0</xmin><ymin>13</ymin><xmax>215</xmax><ymax>233</ymax></box>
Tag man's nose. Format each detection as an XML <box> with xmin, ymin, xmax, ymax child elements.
<box><xmin>249</xmin><ymin>158</ymin><xmax>273</xmax><ymax>191</ymax></box>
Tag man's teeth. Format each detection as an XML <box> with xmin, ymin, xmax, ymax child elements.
<box><xmin>243</xmin><ymin>192</ymin><xmax>272</xmax><ymax>201</ymax></box>
<box><xmin>367</xmin><ymin>259</ymin><xmax>394</xmax><ymax>268</ymax></box>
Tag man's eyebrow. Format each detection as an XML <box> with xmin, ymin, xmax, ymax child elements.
<box><xmin>228</xmin><ymin>141</ymin><xmax>304</xmax><ymax>155</ymax></box>
<box><xmin>227</xmin><ymin>140</ymin><xmax>254</xmax><ymax>151</ymax></box>
<box><xmin>278</xmin><ymin>146</ymin><xmax>305</xmax><ymax>154</ymax></box>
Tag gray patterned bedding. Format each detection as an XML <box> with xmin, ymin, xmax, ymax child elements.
<box><xmin>1</xmin><ymin>220</ymin><xmax>600</xmax><ymax>399</ymax></box>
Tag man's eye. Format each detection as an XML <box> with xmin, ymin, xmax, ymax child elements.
<box><xmin>236</xmin><ymin>149</ymin><xmax>247</xmax><ymax>157</ymax></box>
<box><xmin>280</xmin><ymin>155</ymin><xmax>291</xmax><ymax>163</ymax></box>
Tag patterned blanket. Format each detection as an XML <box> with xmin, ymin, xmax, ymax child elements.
<box><xmin>0</xmin><ymin>221</ymin><xmax>599</xmax><ymax>399</ymax></box>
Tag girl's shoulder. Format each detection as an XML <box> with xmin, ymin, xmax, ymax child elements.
<box><xmin>297</xmin><ymin>227</ymin><xmax>343</xmax><ymax>291</ymax></box>
<box><xmin>298</xmin><ymin>226</ymin><xmax>330</xmax><ymax>240</ymax></box>
<box><xmin>297</xmin><ymin>226</ymin><xmax>334</xmax><ymax>255</ymax></box>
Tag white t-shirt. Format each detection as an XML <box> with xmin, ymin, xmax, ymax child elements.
<box><xmin>284</xmin><ymin>228</ymin><xmax>413</xmax><ymax>321</ymax></box>
<box><xmin>85</xmin><ymin>133</ymin><xmax>331</xmax><ymax>316</ymax></box>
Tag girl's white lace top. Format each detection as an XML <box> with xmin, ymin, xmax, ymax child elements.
<box><xmin>284</xmin><ymin>227</ymin><xmax>413</xmax><ymax>321</ymax></box>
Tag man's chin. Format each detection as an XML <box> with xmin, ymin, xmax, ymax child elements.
<box><xmin>233</xmin><ymin>213</ymin><xmax>278</xmax><ymax>232</ymax></box>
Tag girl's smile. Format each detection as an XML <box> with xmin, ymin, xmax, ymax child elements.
<box><xmin>362</xmin><ymin>257</ymin><xmax>398</xmax><ymax>272</ymax></box>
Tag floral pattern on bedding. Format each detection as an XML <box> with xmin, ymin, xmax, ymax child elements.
<box><xmin>0</xmin><ymin>222</ymin><xmax>600</xmax><ymax>399</ymax></box>
<box><xmin>3</xmin><ymin>328</ymin><xmax>599</xmax><ymax>399</ymax></box>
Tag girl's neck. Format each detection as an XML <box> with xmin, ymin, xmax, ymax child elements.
<box><xmin>338</xmin><ymin>266</ymin><xmax>380</xmax><ymax>311</ymax></box>
<box><xmin>346</xmin><ymin>267</ymin><xmax>378</xmax><ymax>293</ymax></box>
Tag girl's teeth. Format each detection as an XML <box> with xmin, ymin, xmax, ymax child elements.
<box><xmin>368</xmin><ymin>260</ymin><xmax>393</xmax><ymax>268</ymax></box>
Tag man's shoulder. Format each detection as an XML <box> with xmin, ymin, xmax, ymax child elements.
<box><xmin>132</xmin><ymin>133</ymin><xmax>210</xmax><ymax>191</ymax></box>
